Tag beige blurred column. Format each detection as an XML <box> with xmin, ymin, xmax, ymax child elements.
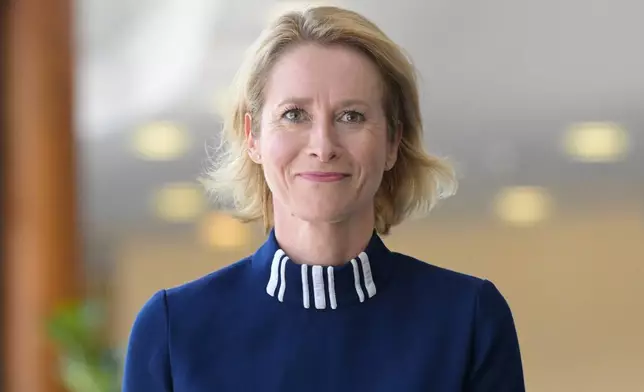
<box><xmin>2</xmin><ymin>0</ymin><xmax>80</xmax><ymax>391</ymax></box>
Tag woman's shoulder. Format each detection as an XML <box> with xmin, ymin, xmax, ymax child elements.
<box><xmin>133</xmin><ymin>257</ymin><xmax>253</xmax><ymax>325</ymax></box>
<box><xmin>392</xmin><ymin>251</ymin><xmax>484</xmax><ymax>290</ymax></box>
<box><xmin>168</xmin><ymin>256</ymin><xmax>252</xmax><ymax>295</ymax></box>
<box><xmin>389</xmin><ymin>254</ymin><xmax>524</xmax><ymax>388</ymax></box>
<box><xmin>390</xmin><ymin>252</ymin><xmax>512</xmax><ymax>313</ymax></box>
<box><xmin>165</xmin><ymin>256</ymin><xmax>254</xmax><ymax>310</ymax></box>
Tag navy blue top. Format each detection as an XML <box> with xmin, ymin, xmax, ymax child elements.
<box><xmin>123</xmin><ymin>230</ymin><xmax>525</xmax><ymax>391</ymax></box>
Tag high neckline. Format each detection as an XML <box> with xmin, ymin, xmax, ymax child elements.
<box><xmin>251</xmin><ymin>229</ymin><xmax>394</xmax><ymax>310</ymax></box>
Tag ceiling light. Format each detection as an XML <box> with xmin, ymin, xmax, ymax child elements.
<box><xmin>131</xmin><ymin>122</ymin><xmax>190</xmax><ymax>161</ymax></box>
<box><xmin>152</xmin><ymin>183</ymin><xmax>205</xmax><ymax>223</ymax></box>
<box><xmin>199</xmin><ymin>211</ymin><xmax>251</xmax><ymax>249</ymax></box>
<box><xmin>493</xmin><ymin>186</ymin><xmax>552</xmax><ymax>227</ymax></box>
<box><xmin>563</xmin><ymin>122</ymin><xmax>628</xmax><ymax>162</ymax></box>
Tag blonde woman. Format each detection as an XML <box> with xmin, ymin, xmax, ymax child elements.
<box><xmin>124</xmin><ymin>6</ymin><xmax>524</xmax><ymax>392</ymax></box>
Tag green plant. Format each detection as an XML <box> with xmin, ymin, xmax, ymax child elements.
<box><xmin>47</xmin><ymin>300</ymin><xmax>121</xmax><ymax>392</ymax></box>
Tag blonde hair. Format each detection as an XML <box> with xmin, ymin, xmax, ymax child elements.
<box><xmin>204</xmin><ymin>6</ymin><xmax>456</xmax><ymax>235</ymax></box>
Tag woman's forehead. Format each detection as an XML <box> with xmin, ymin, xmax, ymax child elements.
<box><xmin>263</xmin><ymin>44</ymin><xmax>383</xmax><ymax>106</ymax></box>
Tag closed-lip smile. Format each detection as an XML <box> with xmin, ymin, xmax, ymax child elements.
<box><xmin>297</xmin><ymin>171</ymin><xmax>349</xmax><ymax>182</ymax></box>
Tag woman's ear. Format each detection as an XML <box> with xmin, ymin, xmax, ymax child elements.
<box><xmin>245</xmin><ymin>113</ymin><xmax>262</xmax><ymax>164</ymax></box>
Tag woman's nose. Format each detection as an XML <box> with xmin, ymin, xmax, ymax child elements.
<box><xmin>307</xmin><ymin>118</ymin><xmax>339</xmax><ymax>162</ymax></box>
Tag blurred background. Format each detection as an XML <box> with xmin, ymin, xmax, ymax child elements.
<box><xmin>2</xmin><ymin>0</ymin><xmax>643</xmax><ymax>391</ymax></box>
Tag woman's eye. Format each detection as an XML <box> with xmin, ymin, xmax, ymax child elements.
<box><xmin>339</xmin><ymin>111</ymin><xmax>365</xmax><ymax>123</ymax></box>
<box><xmin>283</xmin><ymin>109</ymin><xmax>306</xmax><ymax>122</ymax></box>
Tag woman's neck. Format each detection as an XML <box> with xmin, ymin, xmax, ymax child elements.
<box><xmin>272</xmin><ymin>208</ymin><xmax>375</xmax><ymax>267</ymax></box>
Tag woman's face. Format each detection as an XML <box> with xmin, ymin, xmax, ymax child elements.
<box><xmin>246</xmin><ymin>43</ymin><xmax>400</xmax><ymax>224</ymax></box>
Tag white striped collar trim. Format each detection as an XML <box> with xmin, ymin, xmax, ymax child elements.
<box><xmin>266</xmin><ymin>250</ymin><xmax>377</xmax><ymax>310</ymax></box>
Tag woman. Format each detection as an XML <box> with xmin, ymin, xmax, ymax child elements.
<box><xmin>123</xmin><ymin>6</ymin><xmax>525</xmax><ymax>392</ymax></box>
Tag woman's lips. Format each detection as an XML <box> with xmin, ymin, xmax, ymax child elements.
<box><xmin>297</xmin><ymin>172</ymin><xmax>349</xmax><ymax>182</ymax></box>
